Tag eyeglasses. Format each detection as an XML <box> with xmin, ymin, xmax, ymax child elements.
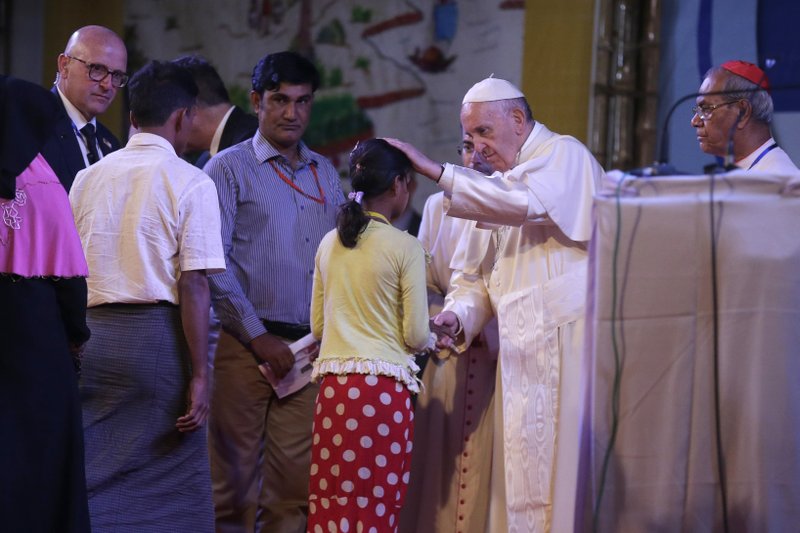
<box><xmin>66</xmin><ymin>55</ymin><xmax>129</xmax><ymax>88</ymax></box>
<box><xmin>456</xmin><ymin>141</ymin><xmax>475</xmax><ymax>156</ymax></box>
<box><xmin>691</xmin><ymin>100</ymin><xmax>741</xmax><ymax>120</ymax></box>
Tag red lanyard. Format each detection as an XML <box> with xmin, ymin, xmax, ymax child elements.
<box><xmin>268</xmin><ymin>160</ymin><xmax>326</xmax><ymax>205</ymax></box>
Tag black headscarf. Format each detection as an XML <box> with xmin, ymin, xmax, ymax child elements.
<box><xmin>0</xmin><ymin>75</ymin><xmax>61</xmax><ymax>199</ymax></box>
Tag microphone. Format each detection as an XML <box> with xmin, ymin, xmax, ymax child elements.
<box><xmin>721</xmin><ymin>110</ymin><xmax>746</xmax><ymax>171</ymax></box>
<box><xmin>637</xmin><ymin>88</ymin><xmax>747</xmax><ymax>176</ymax></box>
<box><xmin>657</xmin><ymin>90</ymin><xmax>706</xmax><ymax>167</ymax></box>
<box><xmin>657</xmin><ymin>88</ymin><xmax>760</xmax><ymax>168</ymax></box>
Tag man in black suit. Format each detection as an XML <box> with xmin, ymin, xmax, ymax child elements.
<box><xmin>42</xmin><ymin>25</ymin><xmax>127</xmax><ymax>191</ymax></box>
<box><xmin>172</xmin><ymin>55</ymin><xmax>258</xmax><ymax>168</ymax></box>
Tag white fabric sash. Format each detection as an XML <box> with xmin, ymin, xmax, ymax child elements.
<box><xmin>496</xmin><ymin>268</ymin><xmax>587</xmax><ymax>532</ymax></box>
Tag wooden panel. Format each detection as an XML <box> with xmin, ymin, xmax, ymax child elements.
<box><xmin>522</xmin><ymin>0</ymin><xmax>596</xmax><ymax>142</ymax></box>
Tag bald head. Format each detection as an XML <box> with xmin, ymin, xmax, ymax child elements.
<box><xmin>57</xmin><ymin>25</ymin><xmax>127</xmax><ymax>120</ymax></box>
<box><xmin>64</xmin><ymin>25</ymin><xmax>125</xmax><ymax>56</ymax></box>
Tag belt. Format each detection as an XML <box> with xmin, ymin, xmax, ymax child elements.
<box><xmin>262</xmin><ymin>320</ymin><xmax>311</xmax><ymax>341</ymax></box>
<box><xmin>93</xmin><ymin>300</ymin><xmax>177</xmax><ymax>309</ymax></box>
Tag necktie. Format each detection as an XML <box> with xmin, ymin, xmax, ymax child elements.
<box><xmin>80</xmin><ymin>123</ymin><xmax>100</xmax><ymax>165</ymax></box>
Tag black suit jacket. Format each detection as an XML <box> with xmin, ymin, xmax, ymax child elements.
<box><xmin>41</xmin><ymin>87</ymin><xmax>121</xmax><ymax>191</ymax></box>
<box><xmin>195</xmin><ymin>106</ymin><xmax>258</xmax><ymax>169</ymax></box>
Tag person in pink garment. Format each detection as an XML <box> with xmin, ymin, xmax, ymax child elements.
<box><xmin>1</xmin><ymin>74</ymin><xmax>92</xmax><ymax>533</ymax></box>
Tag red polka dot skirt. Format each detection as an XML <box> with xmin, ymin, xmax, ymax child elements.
<box><xmin>308</xmin><ymin>374</ymin><xmax>414</xmax><ymax>533</ymax></box>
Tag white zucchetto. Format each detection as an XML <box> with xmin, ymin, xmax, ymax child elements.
<box><xmin>462</xmin><ymin>76</ymin><xmax>525</xmax><ymax>104</ymax></box>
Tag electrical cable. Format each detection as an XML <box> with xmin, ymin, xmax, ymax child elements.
<box><xmin>712</xmin><ymin>67</ymin><xmax>769</xmax><ymax>532</ymax></box>
<box><xmin>708</xmin><ymin>165</ymin><xmax>729</xmax><ymax>533</ymax></box>
<box><xmin>594</xmin><ymin>72</ymin><xmax>796</xmax><ymax>533</ymax></box>
<box><xmin>592</xmin><ymin>177</ymin><xmax>626</xmax><ymax>533</ymax></box>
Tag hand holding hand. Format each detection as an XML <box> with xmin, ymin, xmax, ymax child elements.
<box><xmin>430</xmin><ymin>311</ymin><xmax>461</xmax><ymax>349</ymax></box>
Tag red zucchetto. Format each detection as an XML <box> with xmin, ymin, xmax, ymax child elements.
<box><xmin>721</xmin><ymin>60</ymin><xmax>770</xmax><ymax>90</ymax></box>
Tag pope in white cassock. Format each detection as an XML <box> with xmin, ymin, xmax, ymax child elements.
<box><xmin>387</xmin><ymin>77</ymin><xmax>604</xmax><ymax>532</ymax></box>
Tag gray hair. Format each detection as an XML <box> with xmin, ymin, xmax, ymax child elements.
<box><xmin>497</xmin><ymin>97</ymin><xmax>534</xmax><ymax>123</ymax></box>
<box><xmin>705</xmin><ymin>66</ymin><xmax>773</xmax><ymax>124</ymax></box>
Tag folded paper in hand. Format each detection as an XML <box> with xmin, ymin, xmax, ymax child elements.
<box><xmin>258</xmin><ymin>333</ymin><xmax>318</xmax><ymax>398</ymax></box>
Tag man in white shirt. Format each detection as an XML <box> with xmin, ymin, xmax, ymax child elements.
<box><xmin>43</xmin><ymin>25</ymin><xmax>127</xmax><ymax>190</ymax></box>
<box><xmin>387</xmin><ymin>77</ymin><xmax>604</xmax><ymax>532</ymax></box>
<box><xmin>70</xmin><ymin>60</ymin><xmax>225</xmax><ymax>532</ymax></box>
<box><xmin>691</xmin><ymin>60</ymin><xmax>800</xmax><ymax>176</ymax></box>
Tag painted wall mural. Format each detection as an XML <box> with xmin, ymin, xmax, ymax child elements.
<box><xmin>125</xmin><ymin>0</ymin><xmax>525</xmax><ymax>199</ymax></box>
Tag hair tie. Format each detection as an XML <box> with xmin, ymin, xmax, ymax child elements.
<box><xmin>348</xmin><ymin>190</ymin><xmax>364</xmax><ymax>204</ymax></box>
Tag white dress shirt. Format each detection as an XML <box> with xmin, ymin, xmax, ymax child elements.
<box><xmin>209</xmin><ymin>105</ymin><xmax>235</xmax><ymax>156</ymax></box>
<box><xmin>56</xmin><ymin>86</ymin><xmax>102</xmax><ymax>167</ymax></box>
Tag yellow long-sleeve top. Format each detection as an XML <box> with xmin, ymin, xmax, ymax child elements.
<box><xmin>311</xmin><ymin>216</ymin><xmax>432</xmax><ymax>392</ymax></box>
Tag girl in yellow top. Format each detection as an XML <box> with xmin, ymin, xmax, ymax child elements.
<box><xmin>308</xmin><ymin>139</ymin><xmax>432</xmax><ymax>533</ymax></box>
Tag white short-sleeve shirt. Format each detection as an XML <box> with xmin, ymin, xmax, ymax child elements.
<box><xmin>70</xmin><ymin>132</ymin><xmax>225</xmax><ymax>307</ymax></box>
